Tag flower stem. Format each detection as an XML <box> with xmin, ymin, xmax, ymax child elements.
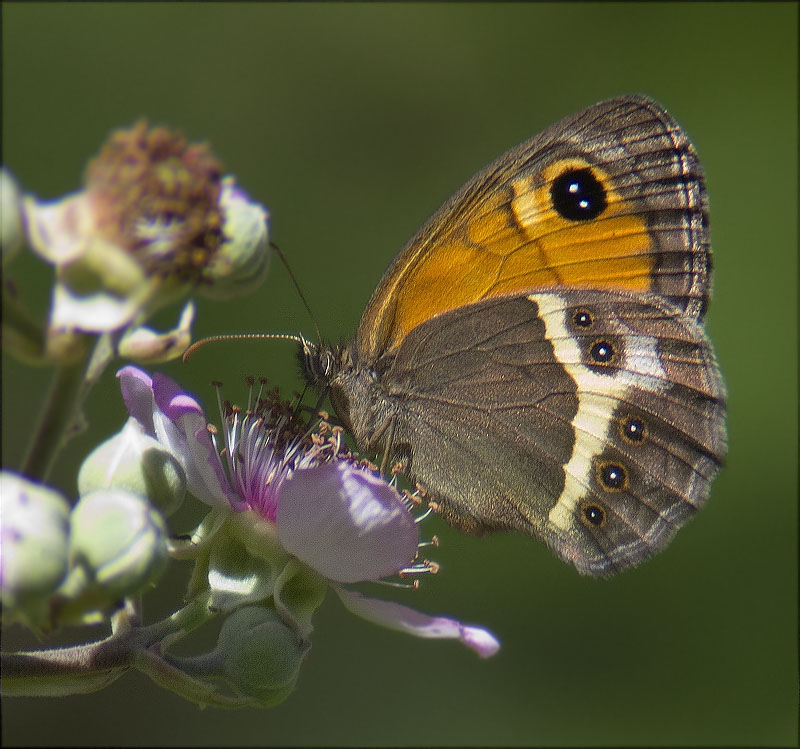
<box><xmin>20</xmin><ymin>360</ymin><xmax>87</xmax><ymax>481</ymax></box>
<box><xmin>1</xmin><ymin>593</ymin><xmax>215</xmax><ymax>698</ymax></box>
<box><xmin>20</xmin><ymin>333</ymin><xmax>115</xmax><ymax>482</ymax></box>
<box><xmin>1</xmin><ymin>631</ymin><xmax>132</xmax><ymax>697</ymax></box>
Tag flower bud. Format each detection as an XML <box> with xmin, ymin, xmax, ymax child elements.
<box><xmin>0</xmin><ymin>473</ymin><xmax>71</xmax><ymax>629</ymax></box>
<box><xmin>216</xmin><ymin>606</ymin><xmax>308</xmax><ymax>706</ymax></box>
<box><xmin>68</xmin><ymin>489</ymin><xmax>168</xmax><ymax>603</ymax></box>
<box><xmin>78</xmin><ymin>418</ymin><xmax>186</xmax><ymax>517</ymax></box>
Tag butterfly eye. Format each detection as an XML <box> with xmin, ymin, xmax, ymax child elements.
<box><xmin>595</xmin><ymin>460</ymin><xmax>628</xmax><ymax>492</ymax></box>
<box><xmin>619</xmin><ymin>415</ymin><xmax>647</xmax><ymax>444</ymax></box>
<box><xmin>550</xmin><ymin>167</ymin><xmax>607</xmax><ymax>221</ymax></box>
<box><xmin>571</xmin><ymin>309</ymin><xmax>593</xmax><ymax>329</ymax></box>
<box><xmin>580</xmin><ymin>502</ymin><xmax>607</xmax><ymax>528</ymax></box>
<box><xmin>589</xmin><ymin>339</ymin><xmax>615</xmax><ymax>364</ymax></box>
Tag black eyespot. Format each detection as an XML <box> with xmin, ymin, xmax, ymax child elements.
<box><xmin>590</xmin><ymin>340</ymin><xmax>615</xmax><ymax>364</ymax></box>
<box><xmin>581</xmin><ymin>503</ymin><xmax>606</xmax><ymax>527</ymax></box>
<box><xmin>620</xmin><ymin>415</ymin><xmax>647</xmax><ymax>444</ymax></box>
<box><xmin>572</xmin><ymin>309</ymin><xmax>593</xmax><ymax>329</ymax></box>
<box><xmin>596</xmin><ymin>461</ymin><xmax>628</xmax><ymax>492</ymax></box>
<box><xmin>550</xmin><ymin>167</ymin><xmax>607</xmax><ymax>221</ymax></box>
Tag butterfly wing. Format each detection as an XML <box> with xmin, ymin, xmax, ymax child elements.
<box><xmin>357</xmin><ymin>96</ymin><xmax>710</xmax><ymax>361</ymax></box>
<box><xmin>378</xmin><ymin>289</ymin><xmax>726</xmax><ymax>575</ymax></box>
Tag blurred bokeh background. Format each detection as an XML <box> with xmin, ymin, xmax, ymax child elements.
<box><xmin>2</xmin><ymin>2</ymin><xmax>797</xmax><ymax>746</ymax></box>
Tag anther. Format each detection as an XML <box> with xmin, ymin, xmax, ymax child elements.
<box><xmin>398</xmin><ymin>559</ymin><xmax>440</xmax><ymax>576</ymax></box>
<box><xmin>417</xmin><ymin>535</ymin><xmax>439</xmax><ymax>549</ymax></box>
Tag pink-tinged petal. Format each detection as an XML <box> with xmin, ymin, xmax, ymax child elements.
<box><xmin>460</xmin><ymin>626</ymin><xmax>502</xmax><ymax>658</ymax></box>
<box><xmin>335</xmin><ymin>587</ymin><xmax>500</xmax><ymax>658</ymax></box>
<box><xmin>150</xmin><ymin>379</ymin><xmax>243</xmax><ymax>512</ymax></box>
<box><xmin>118</xmin><ymin>366</ymin><xmax>243</xmax><ymax>511</ymax></box>
<box><xmin>116</xmin><ymin>366</ymin><xmax>156</xmax><ymax>435</ymax></box>
<box><xmin>152</xmin><ymin>372</ymin><xmax>205</xmax><ymax>421</ymax></box>
<box><xmin>182</xmin><ymin>423</ymin><xmax>246</xmax><ymax>511</ymax></box>
<box><xmin>276</xmin><ymin>463</ymin><xmax>418</xmax><ymax>583</ymax></box>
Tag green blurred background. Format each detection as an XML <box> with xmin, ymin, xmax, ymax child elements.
<box><xmin>2</xmin><ymin>2</ymin><xmax>797</xmax><ymax>746</ymax></box>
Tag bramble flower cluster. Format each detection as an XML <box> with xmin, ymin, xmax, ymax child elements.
<box><xmin>3</xmin><ymin>122</ymin><xmax>269</xmax><ymax>366</ymax></box>
<box><xmin>0</xmin><ymin>123</ymin><xmax>499</xmax><ymax>709</ymax></box>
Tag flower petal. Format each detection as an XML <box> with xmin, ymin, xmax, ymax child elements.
<box><xmin>151</xmin><ymin>371</ymin><xmax>205</xmax><ymax>421</ymax></box>
<box><xmin>276</xmin><ymin>463</ymin><xmax>418</xmax><ymax>583</ymax></box>
<box><xmin>117</xmin><ymin>366</ymin><xmax>243</xmax><ymax>511</ymax></box>
<box><xmin>49</xmin><ymin>265</ymin><xmax>145</xmax><ymax>333</ymax></box>
<box><xmin>150</xmin><ymin>373</ymin><xmax>244</xmax><ymax>511</ymax></box>
<box><xmin>117</xmin><ymin>366</ymin><xmax>157</xmax><ymax>435</ymax></box>
<box><xmin>335</xmin><ymin>586</ymin><xmax>500</xmax><ymax>658</ymax></box>
<box><xmin>25</xmin><ymin>192</ymin><xmax>94</xmax><ymax>265</ymax></box>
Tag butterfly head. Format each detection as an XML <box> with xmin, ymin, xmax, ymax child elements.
<box><xmin>298</xmin><ymin>337</ymin><xmax>337</xmax><ymax>390</ymax></box>
<box><xmin>299</xmin><ymin>336</ymin><xmax>396</xmax><ymax>452</ymax></box>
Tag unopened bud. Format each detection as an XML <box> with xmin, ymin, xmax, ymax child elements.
<box><xmin>0</xmin><ymin>473</ymin><xmax>71</xmax><ymax>629</ymax></box>
<box><xmin>78</xmin><ymin>418</ymin><xmax>186</xmax><ymax>516</ymax></box>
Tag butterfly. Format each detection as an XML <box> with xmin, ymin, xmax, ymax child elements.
<box><xmin>301</xmin><ymin>95</ymin><xmax>727</xmax><ymax>576</ymax></box>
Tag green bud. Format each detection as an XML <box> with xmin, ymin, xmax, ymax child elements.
<box><xmin>217</xmin><ymin>606</ymin><xmax>308</xmax><ymax>706</ymax></box>
<box><xmin>68</xmin><ymin>489</ymin><xmax>168</xmax><ymax>603</ymax></box>
<box><xmin>0</xmin><ymin>473</ymin><xmax>71</xmax><ymax>628</ymax></box>
<box><xmin>78</xmin><ymin>418</ymin><xmax>186</xmax><ymax>517</ymax></box>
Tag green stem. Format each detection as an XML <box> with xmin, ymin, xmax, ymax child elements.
<box><xmin>0</xmin><ymin>593</ymin><xmax>215</xmax><ymax>698</ymax></box>
<box><xmin>134</xmin><ymin>648</ymin><xmax>258</xmax><ymax>709</ymax></box>
<box><xmin>135</xmin><ymin>592</ymin><xmax>215</xmax><ymax>650</ymax></box>
<box><xmin>19</xmin><ymin>333</ymin><xmax>115</xmax><ymax>482</ymax></box>
<box><xmin>0</xmin><ymin>282</ymin><xmax>47</xmax><ymax>364</ymax></box>
<box><xmin>20</xmin><ymin>359</ymin><xmax>87</xmax><ymax>480</ymax></box>
<box><xmin>1</xmin><ymin>630</ymin><xmax>133</xmax><ymax>697</ymax></box>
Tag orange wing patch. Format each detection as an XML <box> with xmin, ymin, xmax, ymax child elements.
<box><xmin>360</xmin><ymin>157</ymin><xmax>654</xmax><ymax>358</ymax></box>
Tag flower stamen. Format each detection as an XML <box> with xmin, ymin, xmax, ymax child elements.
<box><xmin>398</xmin><ymin>559</ymin><xmax>439</xmax><ymax>578</ymax></box>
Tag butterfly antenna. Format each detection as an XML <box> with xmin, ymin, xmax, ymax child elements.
<box><xmin>183</xmin><ymin>332</ymin><xmax>304</xmax><ymax>363</ymax></box>
<box><xmin>270</xmin><ymin>240</ymin><xmax>322</xmax><ymax>344</ymax></box>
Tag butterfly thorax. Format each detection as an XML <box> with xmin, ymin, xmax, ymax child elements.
<box><xmin>299</xmin><ymin>340</ymin><xmax>397</xmax><ymax>453</ymax></box>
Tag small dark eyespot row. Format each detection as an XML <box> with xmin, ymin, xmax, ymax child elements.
<box><xmin>571</xmin><ymin>308</ymin><xmax>593</xmax><ymax>329</ymax></box>
<box><xmin>550</xmin><ymin>167</ymin><xmax>608</xmax><ymax>221</ymax></box>
<box><xmin>619</xmin><ymin>415</ymin><xmax>647</xmax><ymax>444</ymax></box>
<box><xmin>580</xmin><ymin>502</ymin><xmax>607</xmax><ymax>527</ymax></box>
<box><xmin>589</xmin><ymin>339</ymin><xmax>615</xmax><ymax>364</ymax></box>
<box><xmin>596</xmin><ymin>460</ymin><xmax>628</xmax><ymax>492</ymax></box>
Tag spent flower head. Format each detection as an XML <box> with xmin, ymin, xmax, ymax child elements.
<box><xmin>3</xmin><ymin>122</ymin><xmax>270</xmax><ymax>364</ymax></box>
